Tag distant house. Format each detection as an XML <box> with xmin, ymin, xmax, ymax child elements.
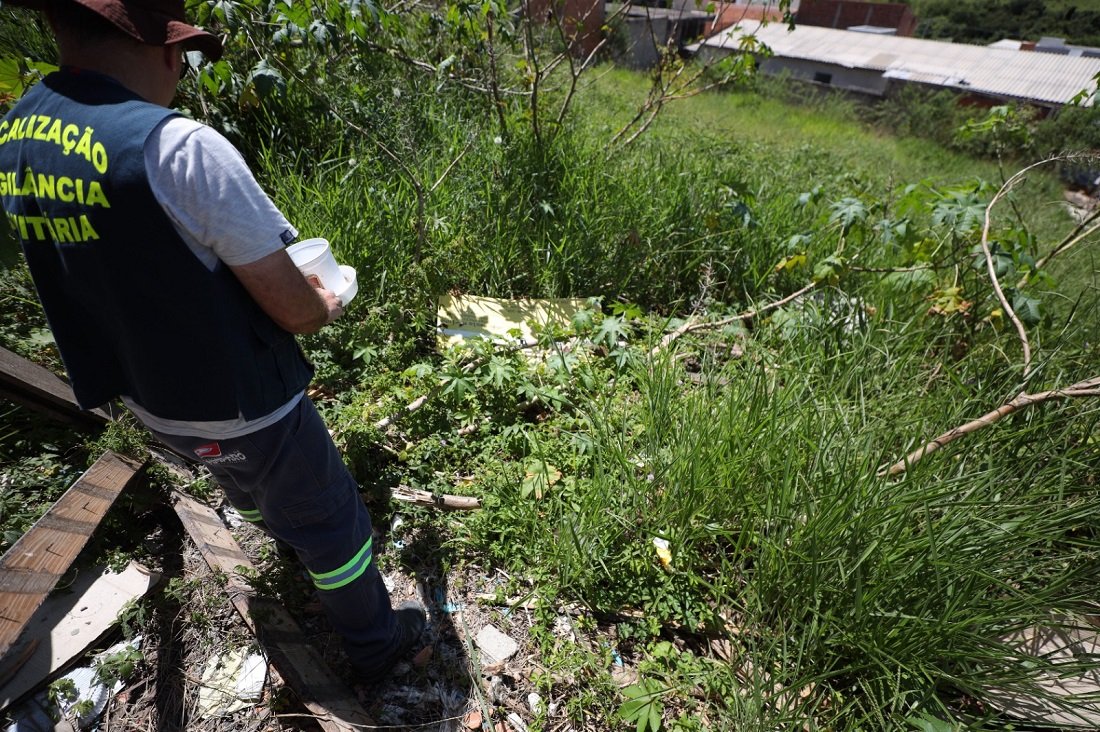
<box><xmin>691</xmin><ymin>23</ymin><xmax>1100</xmax><ymax>108</ymax></box>
<box><xmin>1032</xmin><ymin>36</ymin><xmax>1100</xmax><ymax>59</ymax></box>
<box><xmin>706</xmin><ymin>1</ymin><xmax>785</xmax><ymax>36</ymax></box>
<box><xmin>610</xmin><ymin>2</ymin><xmax>713</xmax><ymax>68</ymax></box>
<box><xmin>527</xmin><ymin>0</ymin><xmax>605</xmax><ymax>58</ymax></box>
<box><xmin>795</xmin><ymin>0</ymin><xmax>916</xmax><ymax>37</ymax></box>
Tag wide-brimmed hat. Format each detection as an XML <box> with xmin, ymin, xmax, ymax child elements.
<box><xmin>4</xmin><ymin>0</ymin><xmax>223</xmax><ymax>60</ymax></box>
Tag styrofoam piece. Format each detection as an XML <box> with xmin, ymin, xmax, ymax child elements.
<box><xmin>475</xmin><ymin>625</ymin><xmax>518</xmax><ymax>665</ymax></box>
<box><xmin>196</xmin><ymin>647</ymin><xmax>268</xmax><ymax>717</ymax></box>
<box><xmin>287</xmin><ymin>239</ymin><xmax>357</xmax><ymax>305</ymax></box>
<box><xmin>5</xmin><ymin>637</ymin><xmax>142</xmax><ymax>731</ymax></box>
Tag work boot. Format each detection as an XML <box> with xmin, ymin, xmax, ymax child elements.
<box><xmin>353</xmin><ymin>601</ymin><xmax>427</xmax><ymax>685</ymax></box>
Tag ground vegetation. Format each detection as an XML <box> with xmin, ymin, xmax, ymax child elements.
<box><xmin>1</xmin><ymin>3</ymin><xmax>1100</xmax><ymax>730</ymax></box>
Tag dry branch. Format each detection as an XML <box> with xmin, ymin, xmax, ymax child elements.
<box><xmin>650</xmin><ymin>280</ymin><xmax>818</xmax><ymax>357</ymax></box>
<box><xmin>1020</xmin><ymin>204</ymin><xmax>1100</xmax><ymax>288</ymax></box>
<box><xmin>979</xmin><ymin>157</ymin><xmax>1061</xmax><ymax>379</ymax></box>
<box><xmin>391</xmin><ymin>484</ymin><xmax>481</xmax><ymax>510</ymax></box>
<box><xmin>879</xmin><ymin>375</ymin><xmax>1100</xmax><ymax>478</ymax></box>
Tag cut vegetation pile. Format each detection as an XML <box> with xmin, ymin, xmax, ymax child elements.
<box><xmin>2</xmin><ymin>3</ymin><xmax>1100</xmax><ymax>730</ymax></box>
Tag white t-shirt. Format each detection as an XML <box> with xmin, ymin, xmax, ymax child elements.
<box><xmin>121</xmin><ymin>116</ymin><xmax>303</xmax><ymax>439</ymax></box>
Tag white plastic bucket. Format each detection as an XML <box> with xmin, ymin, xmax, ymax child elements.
<box><xmin>286</xmin><ymin>238</ymin><xmax>358</xmax><ymax>305</ymax></box>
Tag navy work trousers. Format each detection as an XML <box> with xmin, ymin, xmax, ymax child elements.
<box><xmin>149</xmin><ymin>397</ymin><xmax>398</xmax><ymax>670</ymax></box>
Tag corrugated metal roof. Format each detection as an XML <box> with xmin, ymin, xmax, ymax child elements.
<box><xmin>693</xmin><ymin>24</ymin><xmax>1100</xmax><ymax>105</ymax></box>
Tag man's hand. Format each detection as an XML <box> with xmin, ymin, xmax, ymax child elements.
<box><xmin>230</xmin><ymin>250</ymin><xmax>344</xmax><ymax>334</ymax></box>
<box><xmin>307</xmin><ymin>275</ymin><xmax>345</xmax><ymax>325</ymax></box>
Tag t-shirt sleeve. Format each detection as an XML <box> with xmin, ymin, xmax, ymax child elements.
<box><xmin>144</xmin><ymin>117</ymin><xmax>298</xmax><ymax>269</ymax></box>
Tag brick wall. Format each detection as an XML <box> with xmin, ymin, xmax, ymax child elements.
<box><xmin>526</xmin><ymin>0</ymin><xmax>605</xmax><ymax>57</ymax></box>
<box><xmin>706</xmin><ymin>2</ymin><xmax>785</xmax><ymax>35</ymax></box>
<box><xmin>795</xmin><ymin>0</ymin><xmax>917</xmax><ymax>36</ymax></box>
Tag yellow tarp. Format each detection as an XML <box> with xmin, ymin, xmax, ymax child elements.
<box><xmin>437</xmin><ymin>294</ymin><xmax>587</xmax><ymax>351</ymax></box>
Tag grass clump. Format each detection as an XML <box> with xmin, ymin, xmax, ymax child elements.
<box><xmin>2</xmin><ymin>10</ymin><xmax>1099</xmax><ymax>725</ymax></box>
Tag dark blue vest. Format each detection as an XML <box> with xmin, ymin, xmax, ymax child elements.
<box><xmin>0</xmin><ymin>69</ymin><xmax>313</xmax><ymax>420</ymax></box>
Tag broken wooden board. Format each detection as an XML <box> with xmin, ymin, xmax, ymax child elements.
<box><xmin>0</xmin><ymin>451</ymin><xmax>145</xmax><ymax>660</ymax></box>
<box><xmin>983</xmin><ymin>622</ymin><xmax>1100</xmax><ymax>727</ymax></box>
<box><xmin>0</xmin><ymin>561</ymin><xmax>160</xmax><ymax>712</ymax></box>
<box><xmin>0</xmin><ymin>346</ymin><xmax>110</xmax><ymax>428</ymax></box>
<box><xmin>437</xmin><ymin>294</ymin><xmax>587</xmax><ymax>351</ymax></box>
<box><xmin>171</xmin><ymin>492</ymin><xmax>374</xmax><ymax>732</ymax></box>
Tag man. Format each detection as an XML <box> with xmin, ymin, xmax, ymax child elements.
<box><xmin>0</xmin><ymin>0</ymin><xmax>425</xmax><ymax>684</ymax></box>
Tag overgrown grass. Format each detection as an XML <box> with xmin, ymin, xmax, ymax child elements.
<box><xmin>3</xmin><ymin>43</ymin><xmax>1100</xmax><ymax>729</ymax></box>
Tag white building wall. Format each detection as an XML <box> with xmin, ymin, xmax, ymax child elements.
<box><xmin>759</xmin><ymin>58</ymin><xmax>889</xmax><ymax>96</ymax></box>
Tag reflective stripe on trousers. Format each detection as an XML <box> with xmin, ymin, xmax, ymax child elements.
<box><xmin>148</xmin><ymin>397</ymin><xmax>399</xmax><ymax>668</ymax></box>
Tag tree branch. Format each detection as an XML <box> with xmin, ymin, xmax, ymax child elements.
<box><xmin>1019</xmin><ymin>205</ymin><xmax>1100</xmax><ymax>288</ymax></box>
<box><xmin>878</xmin><ymin>376</ymin><xmax>1100</xmax><ymax>478</ymax></box>
<box><xmin>650</xmin><ymin>280</ymin><xmax>819</xmax><ymax>357</ymax></box>
<box><xmin>979</xmin><ymin>157</ymin><xmax>1063</xmax><ymax>379</ymax></box>
<box><xmin>485</xmin><ymin>6</ymin><xmax>510</xmax><ymax>141</ymax></box>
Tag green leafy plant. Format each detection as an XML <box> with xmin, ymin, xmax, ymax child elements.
<box><xmin>618</xmin><ymin>679</ymin><xmax>669</xmax><ymax>732</ymax></box>
<box><xmin>94</xmin><ymin>645</ymin><xmax>142</xmax><ymax>686</ymax></box>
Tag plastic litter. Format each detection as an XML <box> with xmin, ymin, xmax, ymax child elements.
<box><xmin>433</xmin><ymin>586</ymin><xmax>464</xmax><ymax>614</ymax></box>
<box><xmin>221</xmin><ymin>507</ymin><xmax>244</xmax><ymax>529</ymax></box>
<box><xmin>390</xmin><ymin>514</ymin><xmax>407</xmax><ymax>550</ymax></box>
<box><xmin>196</xmin><ymin>647</ymin><xmax>268</xmax><ymax>717</ymax></box>
<box><xmin>4</xmin><ymin>636</ymin><xmax>142</xmax><ymax>732</ymax></box>
<box><xmin>652</xmin><ymin>537</ymin><xmax>672</xmax><ymax>569</ymax></box>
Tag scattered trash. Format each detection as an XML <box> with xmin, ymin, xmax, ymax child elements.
<box><xmin>476</xmin><ymin>625</ymin><xmax>519</xmax><ymax>666</ymax></box>
<box><xmin>463</xmin><ymin>709</ymin><xmax>483</xmax><ymax>729</ymax></box>
<box><xmin>487</xmin><ymin>675</ymin><xmax>505</xmax><ymax>704</ymax></box>
<box><xmin>390</xmin><ymin>514</ymin><xmax>406</xmax><ymax>550</ymax></box>
<box><xmin>551</xmin><ymin>615</ymin><xmax>575</xmax><ymax>642</ymax></box>
<box><xmin>4</xmin><ymin>636</ymin><xmax>142</xmax><ymax>732</ymax></box>
<box><xmin>437</xmin><ymin>294</ymin><xmax>588</xmax><ymax>351</ymax></box>
<box><xmin>527</xmin><ymin>692</ymin><xmax>543</xmax><ymax>715</ymax></box>
<box><xmin>196</xmin><ymin>647</ymin><xmax>268</xmax><ymax>717</ymax></box>
<box><xmin>3</xmin><ymin>694</ymin><xmax>54</xmax><ymax>732</ymax></box>
<box><xmin>506</xmin><ymin>711</ymin><xmax>528</xmax><ymax>731</ymax></box>
<box><xmin>221</xmin><ymin>507</ymin><xmax>244</xmax><ymax>529</ymax></box>
<box><xmin>612</xmin><ymin>665</ymin><xmax>640</xmax><ymax>688</ymax></box>
<box><xmin>433</xmin><ymin>586</ymin><xmax>464</xmax><ymax>614</ymax></box>
<box><xmin>0</xmin><ymin>562</ymin><xmax>159</xmax><ymax>713</ymax></box>
<box><xmin>610</xmin><ymin>647</ymin><xmax>624</xmax><ymax>667</ymax></box>
<box><xmin>652</xmin><ymin>537</ymin><xmax>672</xmax><ymax>569</ymax></box>
<box><xmin>383</xmin><ymin>573</ymin><xmax>396</xmax><ymax>593</ymax></box>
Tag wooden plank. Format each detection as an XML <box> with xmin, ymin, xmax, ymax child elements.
<box><xmin>171</xmin><ymin>492</ymin><xmax>374</xmax><ymax>732</ymax></box>
<box><xmin>0</xmin><ymin>346</ymin><xmax>110</xmax><ymax>427</ymax></box>
<box><xmin>0</xmin><ymin>561</ymin><xmax>161</xmax><ymax>712</ymax></box>
<box><xmin>0</xmin><ymin>451</ymin><xmax>145</xmax><ymax>659</ymax></box>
